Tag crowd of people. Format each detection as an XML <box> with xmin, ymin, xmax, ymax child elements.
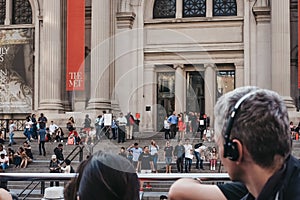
<box><xmin>164</xmin><ymin>111</ymin><xmax>212</xmax><ymax>142</ymax></box>
<box><xmin>2</xmin><ymin>86</ymin><xmax>300</xmax><ymax>199</ymax></box>
<box><xmin>119</xmin><ymin>139</ymin><xmax>219</xmax><ymax>175</ymax></box>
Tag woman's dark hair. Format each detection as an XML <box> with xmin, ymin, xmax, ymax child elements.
<box><xmin>64</xmin><ymin>151</ymin><xmax>139</xmax><ymax>200</ymax></box>
<box><xmin>65</xmin><ymin>159</ymin><xmax>71</xmax><ymax>165</ymax></box>
<box><xmin>79</xmin><ymin>151</ymin><xmax>139</xmax><ymax>200</ymax></box>
<box><xmin>64</xmin><ymin>157</ymin><xmax>91</xmax><ymax>200</ymax></box>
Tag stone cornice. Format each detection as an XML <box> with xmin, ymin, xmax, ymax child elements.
<box><xmin>116</xmin><ymin>12</ymin><xmax>136</xmax><ymax>29</ymax></box>
<box><xmin>253</xmin><ymin>6</ymin><xmax>271</xmax><ymax>23</ymax></box>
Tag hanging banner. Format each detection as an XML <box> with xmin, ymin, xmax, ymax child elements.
<box><xmin>66</xmin><ymin>0</ymin><xmax>85</xmax><ymax>91</ymax></box>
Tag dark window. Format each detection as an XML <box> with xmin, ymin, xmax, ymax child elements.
<box><xmin>0</xmin><ymin>0</ymin><xmax>5</xmax><ymax>24</ymax></box>
<box><xmin>213</xmin><ymin>0</ymin><xmax>237</xmax><ymax>16</ymax></box>
<box><xmin>12</xmin><ymin>0</ymin><xmax>32</xmax><ymax>24</ymax></box>
<box><xmin>216</xmin><ymin>70</ymin><xmax>235</xmax><ymax>99</ymax></box>
<box><xmin>183</xmin><ymin>0</ymin><xmax>206</xmax><ymax>18</ymax></box>
<box><xmin>153</xmin><ymin>0</ymin><xmax>176</xmax><ymax>19</ymax></box>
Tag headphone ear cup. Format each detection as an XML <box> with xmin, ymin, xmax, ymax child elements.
<box><xmin>229</xmin><ymin>142</ymin><xmax>239</xmax><ymax>161</ymax></box>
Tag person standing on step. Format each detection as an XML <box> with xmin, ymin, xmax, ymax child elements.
<box><xmin>184</xmin><ymin>138</ymin><xmax>193</xmax><ymax>173</ymax></box>
<box><xmin>164</xmin><ymin>141</ymin><xmax>173</xmax><ymax>173</ymax></box>
<box><xmin>149</xmin><ymin>140</ymin><xmax>159</xmax><ymax>172</ymax></box>
<box><xmin>173</xmin><ymin>140</ymin><xmax>185</xmax><ymax>173</ymax></box>
<box><xmin>8</xmin><ymin>120</ymin><xmax>16</xmax><ymax>146</ymax></box>
<box><xmin>168</xmin><ymin>111</ymin><xmax>178</xmax><ymax>139</ymax></box>
<box><xmin>117</xmin><ymin>113</ymin><xmax>127</xmax><ymax>143</ymax></box>
<box><xmin>49</xmin><ymin>155</ymin><xmax>60</xmax><ymax>187</ymax></box>
<box><xmin>137</xmin><ymin>146</ymin><xmax>154</xmax><ymax>191</ymax></box>
<box><xmin>38</xmin><ymin>127</ymin><xmax>47</xmax><ymax>156</ymax></box>
<box><xmin>54</xmin><ymin>143</ymin><xmax>64</xmax><ymax>163</ymax></box>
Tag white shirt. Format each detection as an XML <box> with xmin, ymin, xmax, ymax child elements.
<box><xmin>184</xmin><ymin>144</ymin><xmax>193</xmax><ymax>159</ymax></box>
<box><xmin>117</xmin><ymin>116</ymin><xmax>127</xmax><ymax>126</ymax></box>
<box><xmin>0</xmin><ymin>156</ymin><xmax>9</xmax><ymax>166</ymax></box>
<box><xmin>61</xmin><ymin>165</ymin><xmax>71</xmax><ymax>173</ymax></box>
<box><xmin>164</xmin><ymin>120</ymin><xmax>170</xmax><ymax>129</ymax></box>
<box><xmin>9</xmin><ymin>124</ymin><xmax>16</xmax><ymax>133</ymax></box>
<box><xmin>49</xmin><ymin>124</ymin><xmax>58</xmax><ymax>133</ymax></box>
<box><xmin>149</xmin><ymin>144</ymin><xmax>159</xmax><ymax>156</ymax></box>
<box><xmin>25</xmin><ymin>121</ymin><xmax>33</xmax><ymax>129</ymax></box>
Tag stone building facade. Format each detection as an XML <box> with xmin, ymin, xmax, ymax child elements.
<box><xmin>0</xmin><ymin>0</ymin><xmax>298</xmax><ymax>132</ymax></box>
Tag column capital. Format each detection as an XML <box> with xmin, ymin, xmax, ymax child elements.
<box><xmin>234</xmin><ymin>61</ymin><xmax>244</xmax><ymax>68</ymax></box>
<box><xmin>173</xmin><ymin>64</ymin><xmax>184</xmax><ymax>70</ymax></box>
<box><xmin>203</xmin><ymin>63</ymin><xmax>215</xmax><ymax>69</ymax></box>
<box><xmin>253</xmin><ymin>0</ymin><xmax>271</xmax><ymax>23</ymax></box>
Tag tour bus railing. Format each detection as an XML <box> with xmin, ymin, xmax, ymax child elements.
<box><xmin>0</xmin><ymin>173</ymin><xmax>230</xmax><ymax>199</ymax></box>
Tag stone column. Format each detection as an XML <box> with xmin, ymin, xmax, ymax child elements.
<box><xmin>176</xmin><ymin>0</ymin><xmax>183</xmax><ymax>18</ymax></box>
<box><xmin>271</xmin><ymin>0</ymin><xmax>295</xmax><ymax>110</ymax></box>
<box><xmin>4</xmin><ymin>0</ymin><xmax>12</xmax><ymax>25</ymax></box>
<box><xmin>39</xmin><ymin>0</ymin><xmax>63</xmax><ymax>112</ymax></box>
<box><xmin>235</xmin><ymin>62</ymin><xmax>244</xmax><ymax>88</ymax></box>
<box><xmin>253</xmin><ymin>0</ymin><xmax>271</xmax><ymax>89</ymax></box>
<box><xmin>143</xmin><ymin>65</ymin><xmax>155</xmax><ymax>132</ymax></box>
<box><xmin>204</xmin><ymin>64</ymin><xmax>214</xmax><ymax>119</ymax></box>
<box><xmin>87</xmin><ymin>0</ymin><xmax>111</xmax><ymax>110</ymax></box>
<box><xmin>174</xmin><ymin>64</ymin><xmax>184</xmax><ymax>113</ymax></box>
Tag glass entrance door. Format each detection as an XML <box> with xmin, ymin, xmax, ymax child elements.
<box><xmin>186</xmin><ymin>71</ymin><xmax>205</xmax><ymax>113</ymax></box>
<box><xmin>157</xmin><ymin>72</ymin><xmax>175</xmax><ymax>131</ymax></box>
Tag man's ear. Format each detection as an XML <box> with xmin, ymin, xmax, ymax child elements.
<box><xmin>232</xmin><ymin>139</ymin><xmax>243</xmax><ymax>163</ymax></box>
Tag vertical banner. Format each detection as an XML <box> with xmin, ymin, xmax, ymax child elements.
<box><xmin>298</xmin><ymin>1</ymin><xmax>300</xmax><ymax>88</ymax></box>
<box><xmin>66</xmin><ymin>0</ymin><xmax>85</xmax><ymax>91</ymax></box>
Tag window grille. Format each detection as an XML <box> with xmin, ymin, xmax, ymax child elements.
<box><xmin>12</xmin><ymin>0</ymin><xmax>32</xmax><ymax>24</ymax></box>
<box><xmin>183</xmin><ymin>0</ymin><xmax>206</xmax><ymax>18</ymax></box>
<box><xmin>0</xmin><ymin>0</ymin><xmax>5</xmax><ymax>24</ymax></box>
<box><xmin>213</xmin><ymin>0</ymin><xmax>237</xmax><ymax>16</ymax></box>
<box><xmin>153</xmin><ymin>0</ymin><xmax>176</xmax><ymax>19</ymax></box>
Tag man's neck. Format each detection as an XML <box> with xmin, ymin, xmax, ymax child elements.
<box><xmin>243</xmin><ymin>156</ymin><xmax>285</xmax><ymax>198</ymax></box>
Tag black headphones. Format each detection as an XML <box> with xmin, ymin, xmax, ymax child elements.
<box><xmin>223</xmin><ymin>91</ymin><xmax>257</xmax><ymax>161</ymax></box>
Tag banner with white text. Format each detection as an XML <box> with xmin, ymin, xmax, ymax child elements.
<box><xmin>66</xmin><ymin>0</ymin><xmax>85</xmax><ymax>91</ymax></box>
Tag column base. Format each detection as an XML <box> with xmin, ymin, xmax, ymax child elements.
<box><xmin>39</xmin><ymin>100</ymin><xmax>64</xmax><ymax>113</ymax></box>
<box><xmin>86</xmin><ymin>98</ymin><xmax>111</xmax><ymax>111</ymax></box>
<box><xmin>283</xmin><ymin>96</ymin><xmax>297</xmax><ymax>111</ymax></box>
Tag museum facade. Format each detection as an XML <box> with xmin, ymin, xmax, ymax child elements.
<box><xmin>0</xmin><ymin>0</ymin><xmax>298</xmax><ymax>131</ymax></box>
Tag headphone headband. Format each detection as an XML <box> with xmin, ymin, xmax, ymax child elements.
<box><xmin>223</xmin><ymin>91</ymin><xmax>258</xmax><ymax>160</ymax></box>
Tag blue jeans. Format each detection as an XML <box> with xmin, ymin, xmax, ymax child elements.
<box><xmin>185</xmin><ymin>157</ymin><xmax>192</xmax><ymax>173</ymax></box>
<box><xmin>24</xmin><ymin>128</ymin><xmax>32</xmax><ymax>141</ymax></box>
<box><xmin>194</xmin><ymin>151</ymin><xmax>204</xmax><ymax>169</ymax></box>
<box><xmin>9</xmin><ymin>132</ymin><xmax>14</xmax><ymax>144</ymax></box>
<box><xmin>152</xmin><ymin>154</ymin><xmax>158</xmax><ymax>171</ymax></box>
<box><xmin>0</xmin><ymin>163</ymin><xmax>8</xmax><ymax>170</ymax></box>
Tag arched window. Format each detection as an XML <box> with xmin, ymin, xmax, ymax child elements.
<box><xmin>12</xmin><ymin>0</ymin><xmax>32</xmax><ymax>24</ymax></box>
<box><xmin>213</xmin><ymin>0</ymin><xmax>237</xmax><ymax>16</ymax></box>
<box><xmin>183</xmin><ymin>0</ymin><xmax>206</xmax><ymax>18</ymax></box>
<box><xmin>153</xmin><ymin>0</ymin><xmax>176</xmax><ymax>19</ymax></box>
<box><xmin>0</xmin><ymin>0</ymin><xmax>5</xmax><ymax>24</ymax></box>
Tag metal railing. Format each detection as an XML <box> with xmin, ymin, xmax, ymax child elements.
<box><xmin>0</xmin><ymin>173</ymin><xmax>231</xmax><ymax>199</ymax></box>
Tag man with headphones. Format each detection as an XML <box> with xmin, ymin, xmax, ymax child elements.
<box><xmin>169</xmin><ymin>86</ymin><xmax>300</xmax><ymax>200</ymax></box>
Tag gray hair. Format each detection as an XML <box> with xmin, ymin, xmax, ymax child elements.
<box><xmin>214</xmin><ymin>86</ymin><xmax>291</xmax><ymax>167</ymax></box>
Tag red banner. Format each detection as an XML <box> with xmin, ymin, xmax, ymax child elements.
<box><xmin>66</xmin><ymin>0</ymin><xmax>85</xmax><ymax>91</ymax></box>
<box><xmin>298</xmin><ymin>1</ymin><xmax>300</xmax><ymax>88</ymax></box>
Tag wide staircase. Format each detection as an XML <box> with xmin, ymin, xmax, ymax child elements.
<box><xmin>2</xmin><ymin>132</ymin><xmax>300</xmax><ymax>200</ymax></box>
